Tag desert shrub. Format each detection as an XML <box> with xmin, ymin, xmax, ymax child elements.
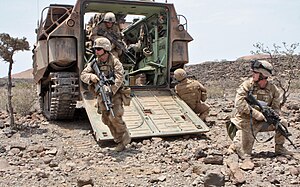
<box><xmin>13</xmin><ymin>81</ymin><xmax>37</xmax><ymax>115</ymax></box>
<box><xmin>0</xmin><ymin>88</ymin><xmax>6</xmax><ymax>110</ymax></box>
<box><xmin>206</xmin><ymin>79</ymin><xmax>238</xmax><ymax>99</ymax></box>
<box><xmin>0</xmin><ymin>80</ymin><xmax>37</xmax><ymax>115</ymax></box>
<box><xmin>290</xmin><ymin>80</ymin><xmax>300</xmax><ymax>91</ymax></box>
<box><xmin>207</xmin><ymin>84</ymin><xmax>226</xmax><ymax>98</ymax></box>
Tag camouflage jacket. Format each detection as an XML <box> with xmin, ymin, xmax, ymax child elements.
<box><xmin>90</xmin><ymin>22</ymin><xmax>122</xmax><ymax>42</ymax></box>
<box><xmin>80</xmin><ymin>53</ymin><xmax>124</xmax><ymax>95</ymax></box>
<box><xmin>232</xmin><ymin>77</ymin><xmax>281</xmax><ymax>126</ymax></box>
<box><xmin>175</xmin><ymin>78</ymin><xmax>207</xmax><ymax>110</ymax></box>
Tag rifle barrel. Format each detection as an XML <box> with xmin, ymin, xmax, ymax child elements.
<box><xmin>91</xmin><ymin>61</ymin><xmax>115</xmax><ymax>117</ymax></box>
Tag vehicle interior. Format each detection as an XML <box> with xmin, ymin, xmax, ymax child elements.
<box><xmin>83</xmin><ymin>1</ymin><xmax>170</xmax><ymax>88</ymax></box>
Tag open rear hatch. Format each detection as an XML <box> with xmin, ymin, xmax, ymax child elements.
<box><xmin>82</xmin><ymin>89</ymin><xmax>209</xmax><ymax>141</ymax></box>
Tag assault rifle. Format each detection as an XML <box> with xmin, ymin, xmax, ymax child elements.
<box><xmin>245</xmin><ymin>92</ymin><xmax>297</xmax><ymax>149</ymax></box>
<box><xmin>97</xmin><ymin>28</ymin><xmax>136</xmax><ymax>64</ymax></box>
<box><xmin>91</xmin><ymin>60</ymin><xmax>115</xmax><ymax>118</ymax></box>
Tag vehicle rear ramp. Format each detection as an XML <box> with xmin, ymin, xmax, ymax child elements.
<box><xmin>81</xmin><ymin>89</ymin><xmax>209</xmax><ymax>142</ymax></box>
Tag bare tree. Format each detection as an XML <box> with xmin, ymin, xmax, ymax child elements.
<box><xmin>0</xmin><ymin>33</ymin><xmax>30</xmax><ymax>129</ymax></box>
<box><xmin>251</xmin><ymin>42</ymin><xmax>300</xmax><ymax>108</ymax></box>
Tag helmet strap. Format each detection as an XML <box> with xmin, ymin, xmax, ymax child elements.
<box><xmin>259</xmin><ymin>73</ymin><xmax>267</xmax><ymax>81</ymax></box>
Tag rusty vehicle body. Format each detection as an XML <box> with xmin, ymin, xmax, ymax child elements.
<box><xmin>32</xmin><ymin>0</ymin><xmax>209</xmax><ymax>141</ymax></box>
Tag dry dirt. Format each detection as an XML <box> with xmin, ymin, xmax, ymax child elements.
<box><xmin>0</xmin><ymin>61</ymin><xmax>300</xmax><ymax>187</ymax></box>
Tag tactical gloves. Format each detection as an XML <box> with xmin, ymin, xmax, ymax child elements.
<box><xmin>90</xmin><ymin>74</ymin><xmax>100</xmax><ymax>83</ymax></box>
<box><xmin>251</xmin><ymin>108</ymin><xmax>266</xmax><ymax>121</ymax></box>
<box><xmin>103</xmin><ymin>85</ymin><xmax>113</xmax><ymax>97</ymax></box>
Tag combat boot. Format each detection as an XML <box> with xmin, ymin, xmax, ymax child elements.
<box><xmin>115</xmin><ymin>143</ymin><xmax>126</xmax><ymax>152</ymax></box>
<box><xmin>227</xmin><ymin>144</ymin><xmax>237</xmax><ymax>154</ymax></box>
<box><xmin>122</xmin><ymin>130</ymin><xmax>131</xmax><ymax>146</ymax></box>
<box><xmin>275</xmin><ymin>144</ymin><xmax>293</xmax><ymax>156</ymax></box>
<box><xmin>227</xmin><ymin>144</ymin><xmax>250</xmax><ymax>159</ymax></box>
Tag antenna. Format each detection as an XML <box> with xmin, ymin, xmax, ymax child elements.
<box><xmin>36</xmin><ymin>0</ymin><xmax>39</xmax><ymax>19</ymax></box>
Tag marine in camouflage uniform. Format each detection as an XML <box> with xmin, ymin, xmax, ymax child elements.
<box><xmin>174</xmin><ymin>68</ymin><xmax>210</xmax><ymax>121</ymax></box>
<box><xmin>80</xmin><ymin>37</ymin><xmax>131</xmax><ymax>151</ymax></box>
<box><xmin>89</xmin><ymin>12</ymin><xmax>123</xmax><ymax>58</ymax></box>
<box><xmin>229</xmin><ymin>60</ymin><xmax>291</xmax><ymax>158</ymax></box>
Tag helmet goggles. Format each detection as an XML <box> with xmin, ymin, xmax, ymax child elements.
<box><xmin>250</xmin><ymin>60</ymin><xmax>272</xmax><ymax>75</ymax></box>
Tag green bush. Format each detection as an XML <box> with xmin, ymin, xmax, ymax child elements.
<box><xmin>290</xmin><ymin>79</ymin><xmax>300</xmax><ymax>90</ymax></box>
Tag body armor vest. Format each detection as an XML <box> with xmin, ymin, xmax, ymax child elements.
<box><xmin>249</xmin><ymin>83</ymin><xmax>274</xmax><ymax>110</ymax></box>
<box><xmin>176</xmin><ymin>79</ymin><xmax>201</xmax><ymax>110</ymax></box>
<box><xmin>97</xmin><ymin>60</ymin><xmax>114</xmax><ymax>79</ymax></box>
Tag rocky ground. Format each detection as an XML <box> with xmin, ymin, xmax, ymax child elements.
<box><xmin>1</xmin><ymin>61</ymin><xmax>300</xmax><ymax>187</ymax></box>
<box><xmin>1</xmin><ymin>94</ymin><xmax>300</xmax><ymax>187</ymax></box>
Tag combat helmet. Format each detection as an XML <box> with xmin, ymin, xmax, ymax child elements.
<box><xmin>251</xmin><ymin>60</ymin><xmax>273</xmax><ymax>77</ymax></box>
<box><xmin>174</xmin><ymin>68</ymin><xmax>187</xmax><ymax>81</ymax></box>
<box><xmin>93</xmin><ymin>37</ymin><xmax>112</xmax><ymax>52</ymax></box>
<box><xmin>103</xmin><ymin>12</ymin><xmax>116</xmax><ymax>23</ymax></box>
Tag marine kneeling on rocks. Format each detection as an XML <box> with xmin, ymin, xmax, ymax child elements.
<box><xmin>173</xmin><ymin>68</ymin><xmax>210</xmax><ymax>122</ymax></box>
<box><xmin>227</xmin><ymin>60</ymin><xmax>293</xmax><ymax>158</ymax></box>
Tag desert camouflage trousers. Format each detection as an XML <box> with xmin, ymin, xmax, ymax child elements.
<box><xmin>194</xmin><ymin>102</ymin><xmax>210</xmax><ymax>121</ymax></box>
<box><xmin>98</xmin><ymin>91</ymin><xmax>129</xmax><ymax>144</ymax></box>
<box><xmin>231</xmin><ymin>118</ymin><xmax>287</xmax><ymax>155</ymax></box>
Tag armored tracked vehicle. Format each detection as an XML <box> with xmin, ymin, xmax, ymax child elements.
<box><xmin>32</xmin><ymin>0</ymin><xmax>209</xmax><ymax>141</ymax></box>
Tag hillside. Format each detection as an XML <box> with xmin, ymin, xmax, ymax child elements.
<box><xmin>11</xmin><ymin>68</ymin><xmax>33</xmax><ymax>79</ymax></box>
<box><xmin>186</xmin><ymin>56</ymin><xmax>300</xmax><ymax>98</ymax></box>
<box><xmin>0</xmin><ymin>68</ymin><xmax>33</xmax><ymax>80</ymax></box>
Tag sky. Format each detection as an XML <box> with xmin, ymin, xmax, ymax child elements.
<box><xmin>1</xmin><ymin>0</ymin><xmax>300</xmax><ymax>78</ymax></box>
